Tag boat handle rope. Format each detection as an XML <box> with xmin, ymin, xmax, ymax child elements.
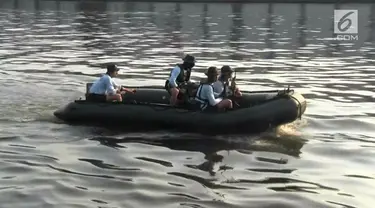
<box><xmin>289</xmin><ymin>95</ymin><xmax>302</xmax><ymax>120</ymax></box>
<box><xmin>284</xmin><ymin>85</ymin><xmax>302</xmax><ymax>120</ymax></box>
<box><xmin>276</xmin><ymin>85</ymin><xmax>302</xmax><ymax>120</ymax></box>
<box><xmin>129</xmin><ymin>101</ymin><xmax>197</xmax><ymax>113</ymax></box>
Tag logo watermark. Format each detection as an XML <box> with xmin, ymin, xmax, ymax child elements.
<box><xmin>333</xmin><ymin>10</ymin><xmax>358</xmax><ymax>41</ymax></box>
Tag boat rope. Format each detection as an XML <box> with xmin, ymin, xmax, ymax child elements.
<box><xmin>275</xmin><ymin>85</ymin><xmax>302</xmax><ymax>120</ymax></box>
<box><xmin>127</xmin><ymin>100</ymin><xmax>199</xmax><ymax>113</ymax></box>
<box><xmin>289</xmin><ymin>95</ymin><xmax>303</xmax><ymax>120</ymax></box>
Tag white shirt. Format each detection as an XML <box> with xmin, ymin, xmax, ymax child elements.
<box><xmin>89</xmin><ymin>74</ymin><xmax>119</xmax><ymax>95</ymax></box>
<box><xmin>212</xmin><ymin>80</ymin><xmax>225</xmax><ymax>97</ymax></box>
<box><xmin>212</xmin><ymin>79</ymin><xmax>232</xmax><ymax>98</ymax></box>
<box><xmin>195</xmin><ymin>84</ymin><xmax>223</xmax><ymax>110</ymax></box>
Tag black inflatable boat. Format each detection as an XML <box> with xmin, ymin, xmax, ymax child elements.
<box><xmin>54</xmin><ymin>85</ymin><xmax>306</xmax><ymax>134</ymax></box>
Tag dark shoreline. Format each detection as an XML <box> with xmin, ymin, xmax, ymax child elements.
<box><xmin>41</xmin><ymin>0</ymin><xmax>375</xmax><ymax>4</ymax></box>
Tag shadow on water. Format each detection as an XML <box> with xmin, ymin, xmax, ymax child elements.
<box><xmin>229</xmin><ymin>3</ymin><xmax>244</xmax><ymax>61</ymax></box>
<box><xmin>147</xmin><ymin>2</ymin><xmax>156</xmax><ymax>27</ymax></box>
<box><xmin>298</xmin><ymin>4</ymin><xmax>306</xmax><ymax>48</ymax></box>
<box><xmin>265</xmin><ymin>3</ymin><xmax>275</xmax><ymax>60</ymax></box>
<box><xmin>165</xmin><ymin>3</ymin><xmax>182</xmax><ymax>50</ymax></box>
<box><xmin>368</xmin><ymin>4</ymin><xmax>375</xmax><ymax>43</ymax></box>
<box><xmin>366</xmin><ymin>4</ymin><xmax>375</xmax><ymax>58</ymax></box>
<box><xmin>124</xmin><ymin>1</ymin><xmax>135</xmax><ymax>25</ymax></box>
<box><xmin>326</xmin><ymin>3</ymin><xmax>341</xmax><ymax>57</ymax></box>
<box><xmin>200</xmin><ymin>4</ymin><xmax>210</xmax><ymax>58</ymax></box>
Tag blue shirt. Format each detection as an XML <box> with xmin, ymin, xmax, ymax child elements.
<box><xmin>89</xmin><ymin>74</ymin><xmax>119</xmax><ymax>95</ymax></box>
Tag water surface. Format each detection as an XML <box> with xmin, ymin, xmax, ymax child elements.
<box><xmin>0</xmin><ymin>1</ymin><xmax>375</xmax><ymax>208</ymax></box>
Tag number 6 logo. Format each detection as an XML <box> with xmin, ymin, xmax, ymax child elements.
<box><xmin>334</xmin><ymin>10</ymin><xmax>358</xmax><ymax>34</ymax></box>
<box><xmin>338</xmin><ymin>11</ymin><xmax>354</xmax><ymax>32</ymax></box>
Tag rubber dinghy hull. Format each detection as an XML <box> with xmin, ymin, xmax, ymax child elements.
<box><xmin>54</xmin><ymin>86</ymin><xmax>307</xmax><ymax>134</ymax></box>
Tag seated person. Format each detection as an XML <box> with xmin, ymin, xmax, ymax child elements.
<box><xmin>165</xmin><ymin>54</ymin><xmax>196</xmax><ymax>106</ymax></box>
<box><xmin>195</xmin><ymin>67</ymin><xmax>233</xmax><ymax>112</ymax></box>
<box><xmin>87</xmin><ymin>64</ymin><xmax>135</xmax><ymax>102</ymax></box>
<box><xmin>212</xmin><ymin>65</ymin><xmax>242</xmax><ymax>98</ymax></box>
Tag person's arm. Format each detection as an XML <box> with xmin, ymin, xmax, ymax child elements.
<box><xmin>234</xmin><ymin>87</ymin><xmax>242</xmax><ymax>96</ymax></box>
<box><xmin>204</xmin><ymin>85</ymin><xmax>222</xmax><ymax>106</ymax></box>
<box><xmin>112</xmin><ymin>78</ymin><xmax>119</xmax><ymax>88</ymax></box>
<box><xmin>111</xmin><ymin>79</ymin><xmax>122</xmax><ymax>93</ymax></box>
<box><xmin>168</xmin><ymin>66</ymin><xmax>181</xmax><ymax>88</ymax></box>
<box><xmin>104</xmin><ymin>76</ymin><xmax>117</xmax><ymax>95</ymax></box>
<box><xmin>122</xmin><ymin>88</ymin><xmax>136</xmax><ymax>93</ymax></box>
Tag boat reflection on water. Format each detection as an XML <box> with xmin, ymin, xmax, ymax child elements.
<box><xmin>89</xmin><ymin>128</ymin><xmax>307</xmax><ymax>176</ymax></box>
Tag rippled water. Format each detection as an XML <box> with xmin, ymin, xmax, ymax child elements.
<box><xmin>0</xmin><ymin>1</ymin><xmax>375</xmax><ymax>208</ymax></box>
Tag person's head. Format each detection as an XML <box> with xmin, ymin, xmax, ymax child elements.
<box><xmin>106</xmin><ymin>64</ymin><xmax>120</xmax><ymax>77</ymax></box>
<box><xmin>220</xmin><ymin>65</ymin><xmax>233</xmax><ymax>79</ymax></box>
<box><xmin>181</xmin><ymin>54</ymin><xmax>196</xmax><ymax>70</ymax></box>
<box><xmin>205</xmin><ymin>66</ymin><xmax>219</xmax><ymax>83</ymax></box>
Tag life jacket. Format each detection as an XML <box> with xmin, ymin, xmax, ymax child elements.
<box><xmin>195</xmin><ymin>84</ymin><xmax>214</xmax><ymax>110</ymax></box>
<box><xmin>165</xmin><ymin>64</ymin><xmax>191</xmax><ymax>87</ymax></box>
<box><xmin>164</xmin><ymin>65</ymin><xmax>194</xmax><ymax>106</ymax></box>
